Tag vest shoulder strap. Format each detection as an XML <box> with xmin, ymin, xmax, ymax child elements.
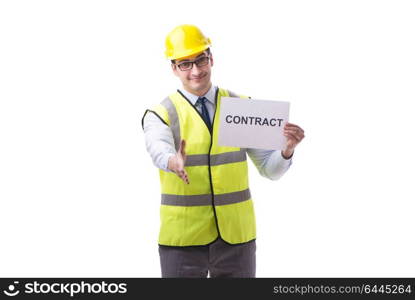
<box><xmin>160</xmin><ymin>96</ymin><xmax>181</xmax><ymax>151</ymax></box>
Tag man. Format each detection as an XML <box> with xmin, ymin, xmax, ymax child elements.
<box><xmin>142</xmin><ymin>24</ymin><xmax>305</xmax><ymax>278</ymax></box>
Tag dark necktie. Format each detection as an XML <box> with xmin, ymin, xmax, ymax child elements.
<box><xmin>196</xmin><ymin>97</ymin><xmax>212</xmax><ymax>131</ymax></box>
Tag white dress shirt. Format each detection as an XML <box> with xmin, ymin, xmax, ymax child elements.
<box><xmin>143</xmin><ymin>85</ymin><xmax>292</xmax><ymax>180</ymax></box>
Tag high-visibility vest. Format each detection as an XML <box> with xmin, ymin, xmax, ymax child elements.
<box><xmin>143</xmin><ymin>87</ymin><xmax>256</xmax><ymax>246</ymax></box>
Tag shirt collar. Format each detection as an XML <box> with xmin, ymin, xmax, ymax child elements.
<box><xmin>179</xmin><ymin>84</ymin><xmax>217</xmax><ymax>106</ymax></box>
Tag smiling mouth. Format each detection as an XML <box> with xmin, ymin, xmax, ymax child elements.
<box><xmin>191</xmin><ymin>73</ymin><xmax>206</xmax><ymax>81</ymax></box>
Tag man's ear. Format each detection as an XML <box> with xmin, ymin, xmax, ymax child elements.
<box><xmin>210</xmin><ymin>55</ymin><xmax>214</xmax><ymax>67</ymax></box>
<box><xmin>171</xmin><ymin>64</ymin><xmax>179</xmax><ymax>77</ymax></box>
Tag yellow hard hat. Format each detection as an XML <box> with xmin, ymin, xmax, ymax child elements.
<box><xmin>165</xmin><ymin>24</ymin><xmax>211</xmax><ymax>60</ymax></box>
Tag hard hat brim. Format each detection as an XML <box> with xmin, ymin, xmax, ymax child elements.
<box><xmin>166</xmin><ymin>41</ymin><xmax>211</xmax><ymax>60</ymax></box>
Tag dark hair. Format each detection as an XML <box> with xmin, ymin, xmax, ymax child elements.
<box><xmin>171</xmin><ymin>48</ymin><xmax>211</xmax><ymax>64</ymax></box>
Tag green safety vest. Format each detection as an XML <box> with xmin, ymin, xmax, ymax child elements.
<box><xmin>143</xmin><ymin>87</ymin><xmax>256</xmax><ymax>246</ymax></box>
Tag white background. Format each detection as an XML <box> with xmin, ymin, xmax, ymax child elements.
<box><xmin>1</xmin><ymin>0</ymin><xmax>414</xmax><ymax>277</ymax></box>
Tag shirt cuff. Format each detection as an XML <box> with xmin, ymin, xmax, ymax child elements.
<box><xmin>160</xmin><ymin>153</ymin><xmax>175</xmax><ymax>172</ymax></box>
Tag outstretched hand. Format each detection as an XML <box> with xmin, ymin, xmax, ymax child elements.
<box><xmin>167</xmin><ymin>139</ymin><xmax>189</xmax><ymax>184</ymax></box>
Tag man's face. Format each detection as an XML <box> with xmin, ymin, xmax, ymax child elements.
<box><xmin>171</xmin><ymin>51</ymin><xmax>214</xmax><ymax>95</ymax></box>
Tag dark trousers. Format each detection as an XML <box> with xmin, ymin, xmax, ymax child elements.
<box><xmin>158</xmin><ymin>238</ymin><xmax>256</xmax><ymax>278</ymax></box>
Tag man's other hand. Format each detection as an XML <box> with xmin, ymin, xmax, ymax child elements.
<box><xmin>282</xmin><ymin>123</ymin><xmax>305</xmax><ymax>159</ymax></box>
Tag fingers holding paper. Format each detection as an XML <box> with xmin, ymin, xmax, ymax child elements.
<box><xmin>282</xmin><ymin>122</ymin><xmax>305</xmax><ymax>158</ymax></box>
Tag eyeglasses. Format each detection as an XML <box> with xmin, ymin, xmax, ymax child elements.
<box><xmin>175</xmin><ymin>55</ymin><xmax>210</xmax><ymax>71</ymax></box>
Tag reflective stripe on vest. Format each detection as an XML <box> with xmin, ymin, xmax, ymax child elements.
<box><xmin>161</xmin><ymin>188</ymin><xmax>251</xmax><ymax>206</ymax></box>
<box><xmin>161</xmin><ymin>97</ymin><xmax>181</xmax><ymax>151</ymax></box>
<box><xmin>184</xmin><ymin>149</ymin><xmax>246</xmax><ymax>166</ymax></box>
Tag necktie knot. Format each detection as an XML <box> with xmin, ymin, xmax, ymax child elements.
<box><xmin>197</xmin><ymin>97</ymin><xmax>207</xmax><ymax>105</ymax></box>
